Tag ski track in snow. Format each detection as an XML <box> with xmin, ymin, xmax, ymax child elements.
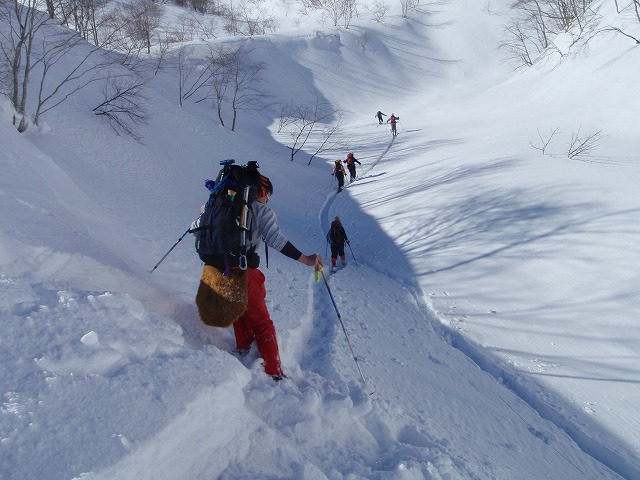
<box><xmin>315</xmin><ymin>136</ymin><xmax>627</xmax><ymax>479</ymax></box>
<box><xmin>313</xmin><ymin>140</ymin><xmax>484</xmax><ymax>477</ymax></box>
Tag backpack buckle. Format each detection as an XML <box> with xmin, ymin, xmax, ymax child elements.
<box><xmin>238</xmin><ymin>254</ymin><xmax>248</xmax><ymax>270</ymax></box>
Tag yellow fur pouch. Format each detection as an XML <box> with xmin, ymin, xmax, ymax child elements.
<box><xmin>195</xmin><ymin>265</ymin><xmax>248</xmax><ymax>327</ymax></box>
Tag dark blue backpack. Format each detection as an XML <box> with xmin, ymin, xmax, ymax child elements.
<box><xmin>191</xmin><ymin>160</ymin><xmax>263</xmax><ymax>274</ymax></box>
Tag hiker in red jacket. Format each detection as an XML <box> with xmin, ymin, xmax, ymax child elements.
<box><xmin>387</xmin><ymin>113</ymin><xmax>400</xmax><ymax>136</ymax></box>
<box><xmin>345</xmin><ymin>152</ymin><xmax>361</xmax><ymax>181</ymax></box>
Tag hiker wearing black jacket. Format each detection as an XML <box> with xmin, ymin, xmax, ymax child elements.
<box><xmin>332</xmin><ymin>159</ymin><xmax>347</xmax><ymax>192</ymax></box>
<box><xmin>326</xmin><ymin>216</ymin><xmax>349</xmax><ymax>272</ymax></box>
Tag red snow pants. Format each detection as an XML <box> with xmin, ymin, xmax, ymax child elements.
<box><xmin>232</xmin><ymin>268</ymin><xmax>284</xmax><ymax>377</ymax></box>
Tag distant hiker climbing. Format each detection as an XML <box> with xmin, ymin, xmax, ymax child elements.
<box><xmin>190</xmin><ymin>160</ymin><xmax>322</xmax><ymax>381</ymax></box>
<box><xmin>345</xmin><ymin>152</ymin><xmax>361</xmax><ymax>181</ymax></box>
<box><xmin>376</xmin><ymin>111</ymin><xmax>386</xmax><ymax>125</ymax></box>
<box><xmin>327</xmin><ymin>216</ymin><xmax>350</xmax><ymax>272</ymax></box>
<box><xmin>387</xmin><ymin>114</ymin><xmax>400</xmax><ymax>136</ymax></box>
<box><xmin>332</xmin><ymin>159</ymin><xmax>347</xmax><ymax>192</ymax></box>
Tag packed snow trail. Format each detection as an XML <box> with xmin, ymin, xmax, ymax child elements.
<box><xmin>306</xmin><ymin>133</ymin><xmax>623</xmax><ymax>479</ymax></box>
<box><xmin>335</xmin><ymin>127</ymin><xmax>637</xmax><ymax>479</ymax></box>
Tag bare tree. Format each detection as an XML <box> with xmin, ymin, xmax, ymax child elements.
<box><xmin>296</xmin><ymin>0</ymin><xmax>351</xmax><ymax>26</ymax></box>
<box><xmin>191</xmin><ymin>0</ymin><xmax>209</xmax><ymax>14</ymax></box>
<box><xmin>122</xmin><ymin>0</ymin><xmax>164</xmax><ymax>55</ymax></box>
<box><xmin>92</xmin><ymin>72</ymin><xmax>150</xmax><ymax>142</ymax></box>
<box><xmin>225</xmin><ymin>42</ymin><xmax>270</xmax><ymax>131</ymax></box>
<box><xmin>612</xmin><ymin>0</ymin><xmax>621</xmax><ymax>14</ymax></box>
<box><xmin>597</xmin><ymin>0</ymin><xmax>640</xmax><ymax>45</ymax></box>
<box><xmin>297</xmin><ymin>0</ymin><xmax>363</xmax><ymax>28</ymax></box>
<box><xmin>500</xmin><ymin>1</ymin><xmax>551</xmax><ymax>68</ymax></box>
<box><xmin>401</xmin><ymin>0</ymin><xmax>420</xmax><ymax>19</ymax></box>
<box><xmin>500</xmin><ymin>0</ymin><xmax>598</xmax><ymax>68</ymax></box>
<box><xmin>279</xmin><ymin>103</ymin><xmax>318</xmax><ymax>161</ymax></box>
<box><xmin>278</xmin><ymin>94</ymin><xmax>341</xmax><ymax>162</ymax></box>
<box><xmin>233</xmin><ymin>0</ymin><xmax>279</xmax><ymax>36</ymax></box>
<box><xmin>322</xmin><ymin>0</ymin><xmax>342</xmax><ymax>26</ymax></box>
<box><xmin>0</xmin><ymin>58</ymin><xmax>10</xmax><ymax>97</ymax></box>
<box><xmin>0</xmin><ymin>0</ymin><xmax>49</xmax><ymax>131</ymax></box>
<box><xmin>55</xmin><ymin>0</ymin><xmax>109</xmax><ymax>46</ymax></box>
<box><xmin>223</xmin><ymin>0</ymin><xmax>241</xmax><ymax>35</ymax></box>
<box><xmin>633</xmin><ymin>0</ymin><xmax>640</xmax><ymax>23</ymax></box>
<box><xmin>297</xmin><ymin>0</ymin><xmax>323</xmax><ymax>16</ymax></box>
<box><xmin>307</xmin><ymin>111</ymin><xmax>345</xmax><ymax>164</ymax></box>
<box><xmin>97</xmin><ymin>7</ymin><xmax>145</xmax><ymax>58</ymax></box>
<box><xmin>368</xmin><ymin>0</ymin><xmax>390</xmax><ymax>24</ymax></box>
<box><xmin>203</xmin><ymin>43</ymin><xmax>231</xmax><ymax>126</ymax></box>
<box><xmin>596</xmin><ymin>25</ymin><xmax>640</xmax><ymax>44</ymax></box>
<box><xmin>499</xmin><ymin>19</ymin><xmax>537</xmax><ymax>67</ymax></box>
<box><xmin>195</xmin><ymin>42</ymin><xmax>269</xmax><ymax>130</ymax></box>
<box><xmin>32</xmin><ymin>31</ymin><xmax>106</xmax><ymax>126</ymax></box>
<box><xmin>341</xmin><ymin>0</ymin><xmax>357</xmax><ymax>28</ymax></box>
<box><xmin>530</xmin><ymin>127</ymin><xmax>560</xmax><ymax>155</ymax></box>
<box><xmin>191</xmin><ymin>0</ymin><xmax>223</xmax><ymax>14</ymax></box>
<box><xmin>167</xmin><ymin>13</ymin><xmax>194</xmax><ymax>43</ymax></box>
<box><xmin>174</xmin><ymin>46</ymin><xmax>211</xmax><ymax>107</ymax></box>
<box><xmin>529</xmin><ymin>125</ymin><xmax>603</xmax><ymax>159</ymax></box>
<box><xmin>84</xmin><ymin>0</ymin><xmax>108</xmax><ymax>47</ymax></box>
<box><xmin>0</xmin><ymin>0</ymin><xmax>136</xmax><ymax>133</ymax></box>
<box><xmin>45</xmin><ymin>0</ymin><xmax>55</xmax><ymax>19</ymax></box>
<box><xmin>567</xmin><ymin>126</ymin><xmax>603</xmax><ymax>159</ymax></box>
<box><xmin>170</xmin><ymin>11</ymin><xmax>218</xmax><ymax>41</ymax></box>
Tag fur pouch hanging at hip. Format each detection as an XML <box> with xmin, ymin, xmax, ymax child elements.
<box><xmin>196</xmin><ymin>265</ymin><xmax>248</xmax><ymax>327</ymax></box>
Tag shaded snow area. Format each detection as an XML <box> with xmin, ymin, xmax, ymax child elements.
<box><xmin>1</xmin><ymin>0</ymin><xmax>639</xmax><ymax>479</ymax></box>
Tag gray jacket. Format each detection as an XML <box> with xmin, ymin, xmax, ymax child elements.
<box><xmin>191</xmin><ymin>199</ymin><xmax>301</xmax><ymax>263</ymax></box>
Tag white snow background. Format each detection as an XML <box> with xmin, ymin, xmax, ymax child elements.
<box><xmin>1</xmin><ymin>0</ymin><xmax>639</xmax><ymax>479</ymax></box>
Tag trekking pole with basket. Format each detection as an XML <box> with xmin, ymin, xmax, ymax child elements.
<box><xmin>347</xmin><ymin>241</ymin><xmax>358</xmax><ymax>265</ymax></box>
<box><xmin>148</xmin><ymin>227</ymin><xmax>191</xmax><ymax>273</ymax></box>
<box><xmin>315</xmin><ymin>266</ymin><xmax>374</xmax><ymax>395</ymax></box>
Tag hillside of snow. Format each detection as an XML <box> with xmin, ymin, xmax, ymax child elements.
<box><xmin>1</xmin><ymin>0</ymin><xmax>639</xmax><ymax>479</ymax></box>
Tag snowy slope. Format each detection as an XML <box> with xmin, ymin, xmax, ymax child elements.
<box><xmin>1</xmin><ymin>0</ymin><xmax>639</xmax><ymax>479</ymax></box>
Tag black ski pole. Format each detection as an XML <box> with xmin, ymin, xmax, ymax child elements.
<box><xmin>149</xmin><ymin>227</ymin><xmax>191</xmax><ymax>273</ymax></box>
<box><xmin>347</xmin><ymin>242</ymin><xmax>358</xmax><ymax>265</ymax></box>
<box><xmin>316</xmin><ymin>266</ymin><xmax>374</xmax><ymax>394</ymax></box>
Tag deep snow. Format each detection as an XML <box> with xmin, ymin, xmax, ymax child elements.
<box><xmin>1</xmin><ymin>0</ymin><xmax>639</xmax><ymax>479</ymax></box>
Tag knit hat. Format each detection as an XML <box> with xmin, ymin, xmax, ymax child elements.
<box><xmin>260</xmin><ymin>175</ymin><xmax>273</xmax><ymax>196</ymax></box>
